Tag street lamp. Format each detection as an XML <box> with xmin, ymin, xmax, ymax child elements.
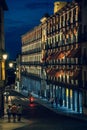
<box><xmin>9</xmin><ymin>62</ymin><xmax>13</xmax><ymax>68</ymax></box>
<box><xmin>2</xmin><ymin>53</ymin><xmax>8</xmax><ymax>60</ymax></box>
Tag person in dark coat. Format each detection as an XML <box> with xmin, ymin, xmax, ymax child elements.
<box><xmin>17</xmin><ymin>104</ymin><xmax>22</xmax><ymax>121</ymax></box>
<box><xmin>11</xmin><ymin>103</ymin><xmax>17</xmax><ymax>122</ymax></box>
<box><xmin>6</xmin><ymin>105</ymin><xmax>12</xmax><ymax>122</ymax></box>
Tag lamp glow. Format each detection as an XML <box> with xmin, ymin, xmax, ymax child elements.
<box><xmin>2</xmin><ymin>54</ymin><xmax>8</xmax><ymax>60</ymax></box>
<box><xmin>9</xmin><ymin>62</ymin><xmax>13</xmax><ymax>68</ymax></box>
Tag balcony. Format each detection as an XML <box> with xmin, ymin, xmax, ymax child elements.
<box><xmin>22</xmin><ymin>47</ymin><xmax>41</xmax><ymax>55</ymax></box>
<box><xmin>21</xmin><ymin>61</ymin><xmax>41</xmax><ymax>66</ymax></box>
<box><xmin>46</xmin><ymin>75</ymin><xmax>81</xmax><ymax>89</ymax></box>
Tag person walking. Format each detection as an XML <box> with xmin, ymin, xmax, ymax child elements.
<box><xmin>17</xmin><ymin>104</ymin><xmax>22</xmax><ymax>122</ymax></box>
<box><xmin>6</xmin><ymin>105</ymin><xmax>12</xmax><ymax>122</ymax></box>
<box><xmin>11</xmin><ymin>103</ymin><xmax>17</xmax><ymax>122</ymax></box>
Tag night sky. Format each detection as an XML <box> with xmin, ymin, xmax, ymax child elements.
<box><xmin>4</xmin><ymin>0</ymin><xmax>72</xmax><ymax>60</ymax></box>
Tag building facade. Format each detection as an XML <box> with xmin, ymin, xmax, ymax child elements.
<box><xmin>15</xmin><ymin>55</ymin><xmax>21</xmax><ymax>91</ymax></box>
<box><xmin>21</xmin><ymin>25</ymin><xmax>42</xmax><ymax>96</ymax></box>
<box><xmin>78</xmin><ymin>0</ymin><xmax>87</xmax><ymax>115</ymax></box>
<box><xmin>44</xmin><ymin>1</ymin><xmax>82</xmax><ymax>113</ymax></box>
<box><xmin>0</xmin><ymin>0</ymin><xmax>8</xmax><ymax>117</ymax></box>
<box><xmin>21</xmin><ymin>0</ymin><xmax>87</xmax><ymax>114</ymax></box>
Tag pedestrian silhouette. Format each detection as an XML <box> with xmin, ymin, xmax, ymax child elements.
<box><xmin>11</xmin><ymin>103</ymin><xmax>17</xmax><ymax>122</ymax></box>
<box><xmin>6</xmin><ymin>105</ymin><xmax>12</xmax><ymax>122</ymax></box>
<box><xmin>17</xmin><ymin>104</ymin><xmax>22</xmax><ymax>121</ymax></box>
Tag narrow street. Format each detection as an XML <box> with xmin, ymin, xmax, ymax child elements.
<box><xmin>2</xmin><ymin>90</ymin><xmax>87</xmax><ymax>130</ymax></box>
<box><xmin>0</xmin><ymin>1</ymin><xmax>87</xmax><ymax>130</ymax></box>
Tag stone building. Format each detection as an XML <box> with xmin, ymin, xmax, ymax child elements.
<box><xmin>21</xmin><ymin>0</ymin><xmax>87</xmax><ymax>114</ymax></box>
<box><xmin>0</xmin><ymin>0</ymin><xmax>8</xmax><ymax>117</ymax></box>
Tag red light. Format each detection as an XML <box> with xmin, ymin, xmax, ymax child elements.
<box><xmin>29</xmin><ymin>103</ymin><xmax>35</xmax><ymax>107</ymax></box>
<box><xmin>29</xmin><ymin>96</ymin><xmax>34</xmax><ymax>103</ymax></box>
<box><xmin>31</xmin><ymin>97</ymin><xmax>34</xmax><ymax>102</ymax></box>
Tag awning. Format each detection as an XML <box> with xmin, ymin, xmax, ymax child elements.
<box><xmin>57</xmin><ymin>52</ymin><xmax>65</xmax><ymax>59</ymax></box>
<box><xmin>46</xmin><ymin>68</ymin><xmax>52</xmax><ymax>73</ymax></box>
<box><xmin>47</xmin><ymin>68</ymin><xmax>57</xmax><ymax>76</ymax></box>
<box><xmin>54</xmin><ymin>51</ymin><xmax>62</xmax><ymax>59</ymax></box>
<box><xmin>46</xmin><ymin>47</ymin><xmax>80</xmax><ymax>61</ymax></box>
<box><xmin>65</xmin><ymin>50</ymin><xmax>71</xmax><ymax>57</ymax></box>
<box><xmin>55</xmin><ymin>70</ymin><xmax>64</xmax><ymax>77</ymax></box>
<box><xmin>69</xmin><ymin>70</ymin><xmax>80</xmax><ymax>79</ymax></box>
<box><xmin>67</xmin><ymin>48</ymin><xmax>80</xmax><ymax>58</ymax></box>
<box><xmin>46</xmin><ymin>52</ymin><xmax>55</xmax><ymax>61</ymax></box>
